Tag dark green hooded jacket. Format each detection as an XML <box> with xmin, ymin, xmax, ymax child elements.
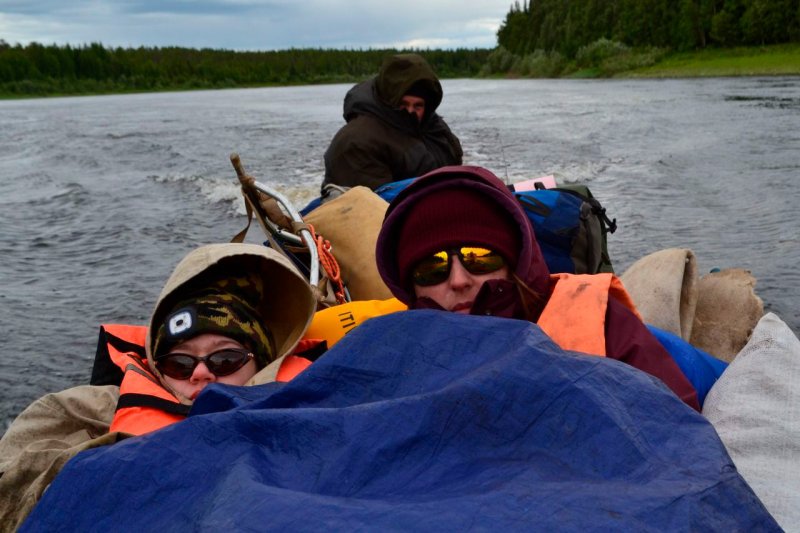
<box><xmin>322</xmin><ymin>54</ymin><xmax>463</xmax><ymax>192</ymax></box>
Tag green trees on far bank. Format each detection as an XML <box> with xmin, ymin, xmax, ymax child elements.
<box><xmin>3</xmin><ymin>0</ymin><xmax>799</xmax><ymax>99</ymax></box>
<box><xmin>485</xmin><ymin>0</ymin><xmax>800</xmax><ymax>78</ymax></box>
<box><xmin>0</xmin><ymin>41</ymin><xmax>490</xmax><ymax>97</ymax></box>
<box><xmin>497</xmin><ymin>0</ymin><xmax>800</xmax><ymax>58</ymax></box>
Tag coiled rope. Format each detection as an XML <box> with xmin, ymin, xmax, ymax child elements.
<box><xmin>307</xmin><ymin>223</ymin><xmax>347</xmax><ymax>305</ymax></box>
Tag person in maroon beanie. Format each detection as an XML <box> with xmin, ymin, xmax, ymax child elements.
<box><xmin>375</xmin><ymin>165</ymin><xmax>700</xmax><ymax>411</ymax></box>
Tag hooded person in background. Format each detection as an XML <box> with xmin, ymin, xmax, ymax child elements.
<box><xmin>322</xmin><ymin>53</ymin><xmax>463</xmax><ymax>196</ymax></box>
<box><xmin>375</xmin><ymin>166</ymin><xmax>701</xmax><ymax>411</ymax></box>
<box><xmin>0</xmin><ymin>243</ymin><xmax>316</xmax><ymax>531</ymax></box>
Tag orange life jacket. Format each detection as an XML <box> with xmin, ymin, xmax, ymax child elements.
<box><xmin>101</xmin><ymin>324</ymin><xmax>312</xmax><ymax>436</ymax></box>
<box><xmin>102</xmin><ymin>324</ymin><xmax>189</xmax><ymax>436</ymax></box>
<box><xmin>275</xmin><ymin>354</ymin><xmax>313</xmax><ymax>382</ymax></box>
<box><xmin>538</xmin><ymin>273</ymin><xmax>641</xmax><ymax>356</ymax></box>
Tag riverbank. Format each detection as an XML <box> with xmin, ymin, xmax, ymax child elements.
<box><xmin>0</xmin><ymin>46</ymin><xmax>489</xmax><ymax>99</ymax></box>
<box><xmin>620</xmin><ymin>44</ymin><xmax>800</xmax><ymax>78</ymax></box>
<box><xmin>482</xmin><ymin>42</ymin><xmax>800</xmax><ymax>80</ymax></box>
<box><xmin>1</xmin><ymin>44</ymin><xmax>797</xmax><ymax>99</ymax></box>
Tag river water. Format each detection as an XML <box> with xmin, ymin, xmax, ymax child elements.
<box><xmin>1</xmin><ymin>78</ymin><xmax>799</xmax><ymax>430</ymax></box>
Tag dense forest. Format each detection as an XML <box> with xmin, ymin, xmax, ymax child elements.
<box><xmin>497</xmin><ymin>0</ymin><xmax>800</xmax><ymax>57</ymax></box>
<box><xmin>482</xmin><ymin>0</ymin><xmax>800</xmax><ymax>77</ymax></box>
<box><xmin>0</xmin><ymin>42</ymin><xmax>490</xmax><ymax>96</ymax></box>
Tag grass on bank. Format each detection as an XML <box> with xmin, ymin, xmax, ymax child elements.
<box><xmin>483</xmin><ymin>41</ymin><xmax>800</xmax><ymax>79</ymax></box>
<box><xmin>623</xmin><ymin>43</ymin><xmax>800</xmax><ymax>77</ymax></box>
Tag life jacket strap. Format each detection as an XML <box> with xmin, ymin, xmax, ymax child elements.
<box><xmin>116</xmin><ymin>393</ymin><xmax>191</xmax><ymax>417</ymax></box>
<box><xmin>104</xmin><ymin>329</ymin><xmax>147</xmax><ymax>360</ymax></box>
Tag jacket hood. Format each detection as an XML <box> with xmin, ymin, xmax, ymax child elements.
<box><xmin>343</xmin><ymin>54</ymin><xmax>444</xmax><ymax>127</ymax></box>
<box><xmin>376</xmin><ymin>166</ymin><xmax>551</xmax><ymax>306</ymax></box>
<box><xmin>146</xmin><ymin>243</ymin><xmax>316</xmax><ymax>403</ymax></box>
<box><xmin>375</xmin><ymin>54</ymin><xmax>443</xmax><ymax>112</ymax></box>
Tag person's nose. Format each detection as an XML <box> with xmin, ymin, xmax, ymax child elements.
<box><xmin>447</xmin><ymin>258</ymin><xmax>473</xmax><ymax>291</ymax></box>
<box><xmin>190</xmin><ymin>361</ymin><xmax>216</xmax><ymax>383</ymax></box>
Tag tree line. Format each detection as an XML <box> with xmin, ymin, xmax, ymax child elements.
<box><xmin>3</xmin><ymin>0</ymin><xmax>798</xmax><ymax>98</ymax></box>
<box><xmin>0</xmin><ymin>41</ymin><xmax>491</xmax><ymax>96</ymax></box>
<box><xmin>497</xmin><ymin>0</ymin><xmax>800</xmax><ymax>58</ymax></box>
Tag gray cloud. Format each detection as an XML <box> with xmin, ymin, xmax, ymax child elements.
<box><xmin>118</xmin><ymin>0</ymin><xmax>281</xmax><ymax>16</ymax></box>
<box><xmin>0</xmin><ymin>0</ymin><xmax>510</xmax><ymax>49</ymax></box>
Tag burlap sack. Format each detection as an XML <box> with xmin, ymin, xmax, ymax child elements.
<box><xmin>304</xmin><ymin>186</ymin><xmax>393</xmax><ymax>301</ymax></box>
<box><xmin>620</xmin><ymin>248</ymin><xmax>699</xmax><ymax>341</ymax></box>
<box><xmin>690</xmin><ymin>269</ymin><xmax>763</xmax><ymax>362</ymax></box>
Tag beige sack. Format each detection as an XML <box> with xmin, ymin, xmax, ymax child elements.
<box><xmin>304</xmin><ymin>186</ymin><xmax>393</xmax><ymax>301</ymax></box>
<box><xmin>620</xmin><ymin>248</ymin><xmax>699</xmax><ymax>341</ymax></box>
<box><xmin>0</xmin><ymin>385</ymin><xmax>124</xmax><ymax>532</ymax></box>
<box><xmin>690</xmin><ymin>269</ymin><xmax>764</xmax><ymax>362</ymax></box>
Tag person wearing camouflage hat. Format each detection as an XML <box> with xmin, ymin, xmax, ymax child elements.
<box><xmin>145</xmin><ymin>243</ymin><xmax>317</xmax><ymax>404</ymax></box>
<box><xmin>0</xmin><ymin>243</ymin><xmax>317</xmax><ymax>530</ymax></box>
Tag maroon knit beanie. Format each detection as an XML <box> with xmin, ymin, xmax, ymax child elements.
<box><xmin>396</xmin><ymin>187</ymin><xmax>521</xmax><ymax>285</ymax></box>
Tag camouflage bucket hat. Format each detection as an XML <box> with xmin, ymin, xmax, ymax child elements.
<box><xmin>146</xmin><ymin>243</ymin><xmax>317</xmax><ymax>382</ymax></box>
<box><xmin>152</xmin><ymin>272</ymin><xmax>274</xmax><ymax>367</ymax></box>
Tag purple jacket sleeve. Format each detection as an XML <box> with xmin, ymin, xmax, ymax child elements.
<box><xmin>604</xmin><ymin>298</ymin><xmax>701</xmax><ymax>411</ymax></box>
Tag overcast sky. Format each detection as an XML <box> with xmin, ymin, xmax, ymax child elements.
<box><xmin>0</xmin><ymin>1</ymin><xmax>513</xmax><ymax>50</ymax></box>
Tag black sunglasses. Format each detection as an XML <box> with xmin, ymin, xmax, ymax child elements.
<box><xmin>411</xmin><ymin>246</ymin><xmax>506</xmax><ymax>287</ymax></box>
<box><xmin>155</xmin><ymin>348</ymin><xmax>254</xmax><ymax>380</ymax></box>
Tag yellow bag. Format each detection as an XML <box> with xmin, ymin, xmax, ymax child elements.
<box><xmin>304</xmin><ymin>187</ymin><xmax>393</xmax><ymax>301</ymax></box>
<box><xmin>303</xmin><ymin>298</ymin><xmax>407</xmax><ymax>349</ymax></box>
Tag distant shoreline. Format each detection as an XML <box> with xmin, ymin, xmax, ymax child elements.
<box><xmin>489</xmin><ymin>43</ymin><xmax>800</xmax><ymax>80</ymax></box>
<box><xmin>1</xmin><ymin>44</ymin><xmax>797</xmax><ymax>100</ymax></box>
<box><xmin>617</xmin><ymin>44</ymin><xmax>800</xmax><ymax>78</ymax></box>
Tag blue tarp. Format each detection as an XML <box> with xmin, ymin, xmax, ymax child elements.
<box><xmin>23</xmin><ymin>311</ymin><xmax>777</xmax><ymax>532</ymax></box>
